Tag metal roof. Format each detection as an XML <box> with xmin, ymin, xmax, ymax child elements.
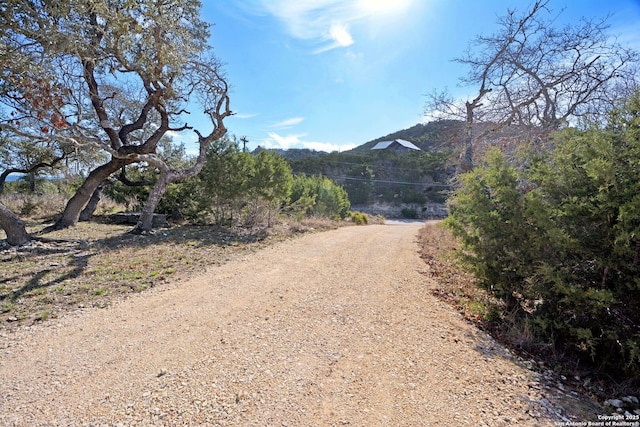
<box><xmin>371</xmin><ymin>139</ymin><xmax>421</xmax><ymax>150</ymax></box>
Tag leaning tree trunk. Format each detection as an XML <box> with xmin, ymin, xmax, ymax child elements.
<box><xmin>131</xmin><ymin>170</ymin><xmax>172</xmax><ymax>234</ymax></box>
<box><xmin>52</xmin><ymin>157</ymin><xmax>129</xmax><ymax>230</ymax></box>
<box><xmin>79</xmin><ymin>182</ymin><xmax>105</xmax><ymax>222</ymax></box>
<box><xmin>130</xmin><ymin>66</ymin><xmax>231</xmax><ymax>234</ymax></box>
<box><xmin>0</xmin><ymin>202</ymin><xmax>31</xmax><ymax>246</ymax></box>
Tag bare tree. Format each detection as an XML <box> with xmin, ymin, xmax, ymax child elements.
<box><xmin>1</xmin><ymin>0</ymin><xmax>231</xmax><ymax>236</ymax></box>
<box><xmin>425</xmin><ymin>0</ymin><xmax>639</xmax><ymax>171</ymax></box>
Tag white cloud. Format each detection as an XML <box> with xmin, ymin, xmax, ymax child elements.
<box><xmin>263</xmin><ymin>131</ymin><xmax>355</xmax><ymax>152</ymax></box>
<box><xmin>313</xmin><ymin>22</ymin><xmax>354</xmax><ymax>54</ymax></box>
<box><xmin>329</xmin><ymin>22</ymin><xmax>353</xmax><ymax>46</ymax></box>
<box><xmin>265</xmin><ymin>132</ymin><xmax>305</xmax><ymax>148</ymax></box>
<box><xmin>268</xmin><ymin>117</ymin><xmax>304</xmax><ymax>128</ymax></box>
<box><xmin>165</xmin><ymin>130</ymin><xmax>197</xmax><ymax>144</ymax></box>
<box><xmin>251</xmin><ymin>0</ymin><xmax>412</xmax><ymax>53</ymax></box>
<box><xmin>234</xmin><ymin>112</ymin><xmax>259</xmax><ymax>119</ymax></box>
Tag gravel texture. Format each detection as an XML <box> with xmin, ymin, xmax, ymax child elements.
<box><xmin>1</xmin><ymin>222</ymin><xmax>585</xmax><ymax>425</ymax></box>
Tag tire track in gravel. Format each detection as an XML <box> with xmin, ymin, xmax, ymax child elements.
<box><xmin>1</xmin><ymin>222</ymin><xmax>566</xmax><ymax>426</ymax></box>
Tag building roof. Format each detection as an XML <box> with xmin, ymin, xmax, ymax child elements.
<box><xmin>371</xmin><ymin>139</ymin><xmax>421</xmax><ymax>151</ymax></box>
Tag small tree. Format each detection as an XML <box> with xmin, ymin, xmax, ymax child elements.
<box><xmin>180</xmin><ymin>137</ymin><xmax>251</xmax><ymax>224</ymax></box>
<box><xmin>246</xmin><ymin>150</ymin><xmax>293</xmax><ymax>226</ymax></box>
<box><xmin>289</xmin><ymin>175</ymin><xmax>350</xmax><ymax>220</ymax></box>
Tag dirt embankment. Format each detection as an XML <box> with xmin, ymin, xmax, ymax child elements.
<box><xmin>1</xmin><ymin>222</ymin><xmax>596</xmax><ymax>426</ymax></box>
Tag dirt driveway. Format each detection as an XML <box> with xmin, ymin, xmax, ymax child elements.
<box><xmin>1</xmin><ymin>222</ymin><xmax>573</xmax><ymax>426</ymax></box>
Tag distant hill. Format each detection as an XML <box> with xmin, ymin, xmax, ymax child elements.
<box><xmin>350</xmin><ymin>120</ymin><xmax>466</xmax><ymax>153</ymax></box>
<box><xmin>254</xmin><ymin>119</ymin><xmax>536</xmax><ymax>218</ymax></box>
<box><xmin>253</xmin><ymin>147</ymin><xmax>326</xmax><ymax>160</ymax></box>
<box><xmin>350</xmin><ymin>119</ymin><xmax>540</xmax><ymax>165</ymax></box>
<box><xmin>258</xmin><ymin>119</ymin><xmax>530</xmax><ymax>160</ymax></box>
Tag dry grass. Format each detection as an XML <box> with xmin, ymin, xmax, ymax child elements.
<box><xmin>1</xmin><ymin>191</ymin><xmax>124</xmax><ymax>221</ymax></box>
<box><xmin>418</xmin><ymin>221</ymin><xmax>499</xmax><ymax>328</ymax></box>
<box><xmin>0</xmin><ymin>216</ymin><xmax>343</xmax><ymax>329</ymax></box>
<box><xmin>1</xmin><ymin>193</ymin><xmax>70</xmax><ymax>220</ymax></box>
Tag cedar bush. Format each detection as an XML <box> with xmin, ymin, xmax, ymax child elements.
<box><xmin>289</xmin><ymin>174</ymin><xmax>350</xmax><ymax>220</ymax></box>
<box><xmin>444</xmin><ymin>93</ymin><xmax>640</xmax><ymax>380</ymax></box>
<box><xmin>154</xmin><ymin>141</ymin><xmax>294</xmax><ymax>226</ymax></box>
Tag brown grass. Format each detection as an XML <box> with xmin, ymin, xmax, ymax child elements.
<box><xmin>418</xmin><ymin>221</ymin><xmax>499</xmax><ymax>328</ymax></box>
<box><xmin>1</xmin><ymin>192</ymin><xmax>124</xmax><ymax>221</ymax></box>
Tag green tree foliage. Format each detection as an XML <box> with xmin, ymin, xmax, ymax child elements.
<box><xmin>289</xmin><ymin>174</ymin><xmax>350</xmax><ymax>220</ymax></box>
<box><xmin>161</xmin><ymin>142</ymin><xmax>294</xmax><ymax>227</ymax></box>
<box><xmin>243</xmin><ymin>150</ymin><xmax>294</xmax><ymax>226</ymax></box>
<box><xmin>195</xmin><ymin>138</ymin><xmax>252</xmax><ymax>224</ymax></box>
<box><xmin>248</xmin><ymin>150</ymin><xmax>294</xmax><ymax>206</ymax></box>
<box><xmin>288</xmin><ymin>150</ymin><xmax>450</xmax><ymax>206</ymax></box>
<box><xmin>445</xmin><ymin>93</ymin><xmax>640</xmax><ymax>379</ymax></box>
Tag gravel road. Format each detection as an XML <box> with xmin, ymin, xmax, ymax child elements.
<box><xmin>1</xmin><ymin>222</ymin><xmax>571</xmax><ymax>426</ymax></box>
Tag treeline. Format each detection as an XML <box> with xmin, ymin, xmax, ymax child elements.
<box><xmin>105</xmin><ymin>138</ymin><xmax>351</xmax><ymax>227</ymax></box>
<box><xmin>445</xmin><ymin>92</ymin><xmax>640</xmax><ymax>381</ymax></box>
<box><xmin>286</xmin><ymin>149</ymin><xmax>452</xmax><ymax>206</ymax></box>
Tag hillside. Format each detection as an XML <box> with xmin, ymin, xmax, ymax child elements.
<box><xmin>271</xmin><ymin>120</ymin><xmax>468</xmax><ymax>218</ymax></box>
<box><xmin>277</xmin><ymin>119</ymin><xmax>534</xmax><ymax>218</ymax></box>
<box><xmin>349</xmin><ymin>119</ymin><xmax>466</xmax><ymax>153</ymax></box>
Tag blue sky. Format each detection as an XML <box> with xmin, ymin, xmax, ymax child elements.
<box><xmin>189</xmin><ymin>0</ymin><xmax>640</xmax><ymax>153</ymax></box>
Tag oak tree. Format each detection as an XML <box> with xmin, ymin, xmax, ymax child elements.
<box><xmin>1</xmin><ymin>0</ymin><xmax>231</xmax><ymax>236</ymax></box>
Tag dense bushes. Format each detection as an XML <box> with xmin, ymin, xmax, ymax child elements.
<box><xmin>445</xmin><ymin>94</ymin><xmax>640</xmax><ymax>380</ymax></box>
<box><xmin>289</xmin><ymin>174</ymin><xmax>350</xmax><ymax>220</ymax></box>
<box><xmin>196</xmin><ymin>146</ymin><xmax>294</xmax><ymax>226</ymax></box>
<box><xmin>105</xmin><ymin>139</ymin><xmax>352</xmax><ymax>227</ymax></box>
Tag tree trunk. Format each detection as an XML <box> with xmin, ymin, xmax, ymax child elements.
<box><xmin>0</xmin><ymin>170</ymin><xmax>14</xmax><ymax>195</ymax></box>
<box><xmin>28</xmin><ymin>172</ymin><xmax>36</xmax><ymax>193</ymax></box>
<box><xmin>0</xmin><ymin>202</ymin><xmax>31</xmax><ymax>246</ymax></box>
<box><xmin>458</xmin><ymin>100</ymin><xmax>476</xmax><ymax>174</ymax></box>
<box><xmin>131</xmin><ymin>171</ymin><xmax>172</xmax><ymax>233</ymax></box>
<box><xmin>52</xmin><ymin>157</ymin><xmax>128</xmax><ymax>230</ymax></box>
<box><xmin>79</xmin><ymin>182</ymin><xmax>105</xmax><ymax>222</ymax></box>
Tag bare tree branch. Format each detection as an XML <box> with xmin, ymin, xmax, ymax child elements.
<box><xmin>424</xmin><ymin>0</ymin><xmax>639</xmax><ymax>170</ymax></box>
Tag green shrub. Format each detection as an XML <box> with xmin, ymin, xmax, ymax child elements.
<box><xmin>145</xmin><ymin>140</ymin><xmax>294</xmax><ymax>227</ymax></box>
<box><xmin>401</xmin><ymin>207</ymin><xmax>418</xmax><ymax>219</ymax></box>
<box><xmin>289</xmin><ymin>174</ymin><xmax>350</xmax><ymax>220</ymax></box>
<box><xmin>444</xmin><ymin>92</ymin><xmax>640</xmax><ymax>380</ymax></box>
<box><xmin>350</xmin><ymin>211</ymin><xmax>369</xmax><ymax>225</ymax></box>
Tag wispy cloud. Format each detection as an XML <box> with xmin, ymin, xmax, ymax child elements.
<box><xmin>263</xmin><ymin>131</ymin><xmax>355</xmax><ymax>152</ymax></box>
<box><xmin>313</xmin><ymin>22</ymin><xmax>354</xmax><ymax>54</ymax></box>
<box><xmin>249</xmin><ymin>0</ymin><xmax>412</xmax><ymax>53</ymax></box>
<box><xmin>268</xmin><ymin>117</ymin><xmax>304</xmax><ymax>128</ymax></box>
<box><xmin>234</xmin><ymin>112</ymin><xmax>259</xmax><ymax>119</ymax></box>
